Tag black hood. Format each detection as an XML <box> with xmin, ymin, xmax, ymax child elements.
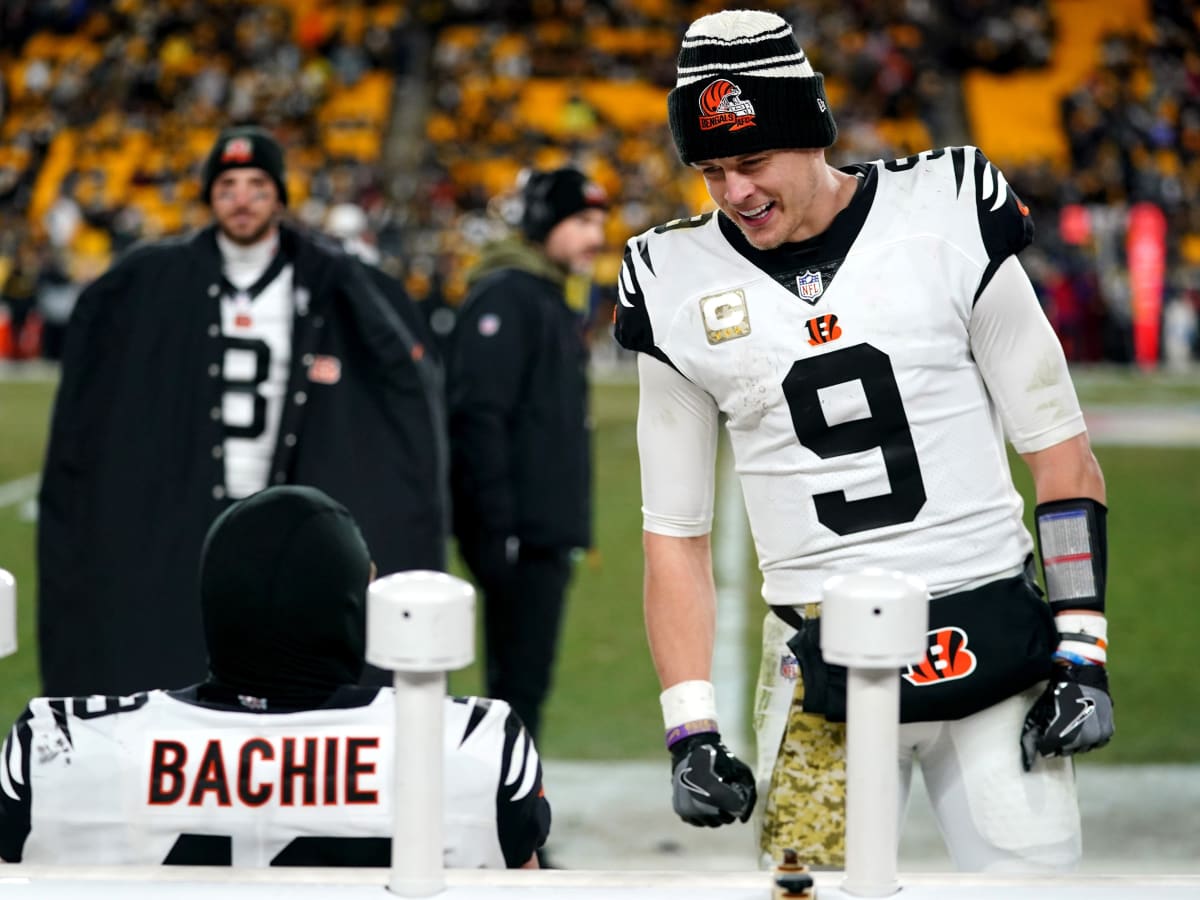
<box><xmin>199</xmin><ymin>485</ymin><xmax>372</xmax><ymax>708</ymax></box>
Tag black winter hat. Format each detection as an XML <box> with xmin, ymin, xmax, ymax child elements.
<box><xmin>667</xmin><ymin>10</ymin><xmax>837</xmax><ymax>165</ymax></box>
<box><xmin>199</xmin><ymin>485</ymin><xmax>372</xmax><ymax>705</ymax></box>
<box><xmin>520</xmin><ymin>167</ymin><xmax>609</xmax><ymax>243</ymax></box>
<box><xmin>201</xmin><ymin>125</ymin><xmax>289</xmax><ymax>206</ymax></box>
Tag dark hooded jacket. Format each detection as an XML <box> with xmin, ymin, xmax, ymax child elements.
<box><xmin>37</xmin><ymin>223</ymin><xmax>448</xmax><ymax>697</ymax></box>
<box><xmin>198</xmin><ymin>485</ymin><xmax>371</xmax><ymax>706</ymax></box>
<box><xmin>447</xmin><ymin>238</ymin><xmax>592</xmax><ymax>552</ymax></box>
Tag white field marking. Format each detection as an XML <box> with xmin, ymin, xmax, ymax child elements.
<box><xmin>0</xmin><ymin>473</ymin><xmax>39</xmax><ymax>510</ymax></box>
<box><xmin>712</xmin><ymin>444</ymin><xmax>750</xmax><ymax>758</ymax></box>
<box><xmin>1084</xmin><ymin>406</ymin><xmax>1200</xmax><ymax>447</ymax></box>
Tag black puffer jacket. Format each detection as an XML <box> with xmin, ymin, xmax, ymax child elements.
<box><xmin>447</xmin><ymin>237</ymin><xmax>592</xmax><ymax>552</ymax></box>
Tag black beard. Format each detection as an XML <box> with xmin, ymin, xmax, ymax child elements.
<box><xmin>219</xmin><ymin>217</ymin><xmax>276</xmax><ymax>247</ymax></box>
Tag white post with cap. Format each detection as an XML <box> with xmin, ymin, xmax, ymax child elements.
<box><xmin>0</xmin><ymin>569</ymin><xmax>15</xmax><ymax>659</ymax></box>
<box><xmin>366</xmin><ymin>571</ymin><xmax>476</xmax><ymax>898</ymax></box>
<box><xmin>820</xmin><ymin>569</ymin><xmax>929</xmax><ymax>897</ymax></box>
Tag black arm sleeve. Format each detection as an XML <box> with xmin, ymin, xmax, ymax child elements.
<box><xmin>495</xmin><ymin>708</ymin><xmax>551</xmax><ymax>868</ymax></box>
<box><xmin>0</xmin><ymin>707</ymin><xmax>35</xmax><ymax>862</ymax></box>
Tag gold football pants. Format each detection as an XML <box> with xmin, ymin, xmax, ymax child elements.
<box><xmin>754</xmin><ymin>610</ymin><xmax>846</xmax><ymax>869</ymax></box>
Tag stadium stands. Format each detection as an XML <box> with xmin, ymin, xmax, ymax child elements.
<box><xmin>0</xmin><ymin>0</ymin><xmax>1197</xmax><ymax>365</ymax></box>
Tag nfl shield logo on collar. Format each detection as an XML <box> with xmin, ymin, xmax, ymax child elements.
<box><xmin>796</xmin><ymin>270</ymin><xmax>824</xmax><ymax>304</ymax></box>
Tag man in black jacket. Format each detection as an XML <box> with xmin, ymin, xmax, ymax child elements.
<box><xmin>38</xmin><ymin>125</ymin><xmax>448</xmax><ymax>697</ymax></box>
<box><xmin>448</xmin><ymin>167</ymin><xmax>608</xmax><ymax>740</ymax></box>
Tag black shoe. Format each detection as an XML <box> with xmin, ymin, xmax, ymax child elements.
<box><xmin>535</xmin><ymin>847</ymin><xmax>562</xmax><ymax>869</ymax></box>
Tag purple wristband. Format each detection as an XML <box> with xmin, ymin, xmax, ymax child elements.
<box><xmin>665</xmin><ymin>718</ymin><xmax>719</xmax><ymax>749</ymax></box>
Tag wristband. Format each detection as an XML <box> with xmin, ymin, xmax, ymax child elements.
<box><xmin>665</xmin><ymin>718</ymin><xmax>720</xmax><ymax>749</ymax></box>
<box><xmin>1054</xmin><ymin>613</ymin><xmax>1108</xmax><ymax>642</ymax></box>
<box><xmin>1053</xmin><ymin>649</ymin><xmax>1104</xmax><ymax>667</ymax></box>
<box><xmin>660</xmin><ymin>679</ymin><xmax>718</xmax><ymax>744</ymax></box>
<box><xmin>1035</xmin><ymin>498</ymin><xmax>1107</xmax><ymax>614</ymax></box>
<box><xmin>1054</xmin><ymin>612</ymin><xmax>1108</xmax><ymax>665</ymax></box>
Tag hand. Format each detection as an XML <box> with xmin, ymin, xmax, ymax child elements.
<box><xmin>669</xmin><ymin>732</ymin><xmax>756</xmax><ymax>827</ymax></box>
<box><xmin>1020</xmin><ymin>662</ymin><xmax>1114</xmax><ymax>771</ymax></box>
<box><xmin>473</xmin><ymin>534</ymin><xmax>520</xmax><ymax>586</ymax></box>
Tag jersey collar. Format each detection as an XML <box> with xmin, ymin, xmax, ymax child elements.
<box><xmin>717</xmin><ymin>163</ymin><xmax>876</xmax><ymax>302</ymax></box>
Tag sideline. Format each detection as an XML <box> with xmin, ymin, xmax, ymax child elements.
<box><xmin>542</xmin><ymin>759</ymin><xmax>1200</xmax><ymax>873</ymax></box>
<box><xmin>0</xmin><ymin>474</ymin><xmax>39</xmax><ymax>510</ymax></box>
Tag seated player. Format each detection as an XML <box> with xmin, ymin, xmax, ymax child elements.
<box><xmin>0</xmin><ymin>486</ymin><xmax>549</xmax><ymax>868</ymax></box>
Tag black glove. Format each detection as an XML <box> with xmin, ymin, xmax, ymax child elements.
<box><xmin>669</xmin><ymin>732</ymin><xmax>757</xmax><ymax>827</ymax></box>
<box><xmin>1020</xmin><ymin>662</ymin><xmax>1114</xmax><ymax>771</ymax></box>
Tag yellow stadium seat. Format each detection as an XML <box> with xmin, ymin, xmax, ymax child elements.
<box><xmin>964</xmin><ymin>0</ymin><xmax>1151</xmax><ymax>169</ymax></box>
<box><xmin>581</xmin><ymin>80</ymin><xmax>669</xmax><ymax>132</ymax></box>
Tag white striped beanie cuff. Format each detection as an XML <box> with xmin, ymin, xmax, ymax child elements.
<box><xmin>667</xmin><ymin>10</ymin><xmax>837</xmax><ymax>164</ymax></box>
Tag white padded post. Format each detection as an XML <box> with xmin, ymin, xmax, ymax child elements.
<box><xmin>367</xmin><ymin>571</ymin><xmax>476</xmax><ymax>898</ymax></box>
<box><xmin>0</xmin><ymin>569</ymin><xmax>15</xmax><ymax>659</ymax></box>
<box><xmin>821</xmin><ymin>570</ymin><xmax>929</xmax><ymax>898</ymax></box>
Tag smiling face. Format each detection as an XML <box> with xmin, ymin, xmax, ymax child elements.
<box><xmin>210</xmin><ymin>168</ymin><xmax>282</xmax><ymax>246</ymax></box>
<box><xmin>694</xmin><ymin>148</ymin><xmax>833</xmax><ymax>250</ymax></box>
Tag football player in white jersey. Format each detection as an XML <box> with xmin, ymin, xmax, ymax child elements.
<box><xmin>615</xmin><ymin>10</ymin><xmax>1113</xmax><ymax>872</ymax></box>
<box><xmin>2</xmin><ymin>486</ymin><xmax>549</xmax><ymax>868</ymax></box>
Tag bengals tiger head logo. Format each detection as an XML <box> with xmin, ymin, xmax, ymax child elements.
<box><xmin>902</xmin><ymin>626</ymin><xmax>977</xmax><ymax>686</ymax></box>
<box><xmin>698</xmin><ymin>79</ymin><xmax>757</xmax><ymax>132</ymax></box>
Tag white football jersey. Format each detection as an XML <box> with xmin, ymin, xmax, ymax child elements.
<box><xmin>220</xmin><ymin>262</ymin><xmax>294</xmax><ymax>499</ymax></box>
<box><xmin>0</xmin><ymin>687</ymin><xmax>547</xmax><ymax>868</ymax></box>
<box><xmin>617</xmin><ymin>147</ymin><xmax>1068</xmax><ymax>604</ymax></box>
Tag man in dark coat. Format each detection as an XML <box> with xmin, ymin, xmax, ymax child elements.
<box><xmin>447</xmin><ymin>167</ymin><xmax>608</xmax><ymax>740</ymax></box>
<box><xmin>37</xmin><ymin>125</ymin><xmax>447</xmax><ymax>696</ymax></box>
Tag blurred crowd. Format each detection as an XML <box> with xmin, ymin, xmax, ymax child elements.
<box><xmin>1</xmin><ymin>0</ymin><xmax>412</xmax><ymax>358</ymax></box>
<box><xmin>1005</xmin><ymin>0</ymin><xmax>1200</xmax><ymax>365</ymax></box>
<box><xmin>2</xmin><ymin>0</ymin><xmax>1198</xmax><ymax>366</ymax></box>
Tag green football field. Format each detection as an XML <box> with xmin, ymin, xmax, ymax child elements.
<box><xmin>1</xmin><ymin>369</ymin><xmax>1198</xmax><ymax>763</ymax></box>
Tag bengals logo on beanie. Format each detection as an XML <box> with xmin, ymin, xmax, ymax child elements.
<box><xmin>698</xmin><ymin>79</ymin><xmax>757</xmax><ymax>132</ymax></box>
<box><xmin>201</xmin><ymin>125</ymin><xmax>289</xmax><ymax>206</ymax></box>
<box><xmin>667</xmin><ymin>10</ymin><xmax>837</xmax><ymax>164</ymax></box>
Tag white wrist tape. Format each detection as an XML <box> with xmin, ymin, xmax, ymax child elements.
<box><xmin>660</xmin><ymin>679</ymin><xmax>718</xmax><ymax>731</ymax></box>
<box><xmin>1054</xmin><ymin>612</ymin><xmax>1108</xmax><ymax>665</ymax></box>
<box><xmin>1054</xmin><ymin>613</ymin><xmax>1108</xmax><ymax>642</ymax></box>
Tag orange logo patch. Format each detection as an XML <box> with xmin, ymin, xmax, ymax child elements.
<box><xmin>583</xmin><ymin>182</ymin><xmax>608</xmax><ymax>206</ymax></box>
<box><xmin>902</xmin><ymin>626</ymin><xmax>977</xmax><ymax>686</ymax></box>
<box><xmin>221</xmin><ymin>137</ymin><xmax>254</xmax><ymax>164</ymax></box>
<box><xmin>805</xmin><ymin>314</ymin><xmax>842</xmax><ymax>345</ymax></box>
<box><xmin>698</xmin><ymin>79</ymin><xmax>757</xmax><ymax>132</ymax></box>
<box><xmin>308</xmin><ymin>355</ymin><xmax>341</xmax><ymax>385</ymax></box>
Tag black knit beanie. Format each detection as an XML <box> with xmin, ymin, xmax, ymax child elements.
<box><xmin>201</xmin><ymin>125</ymin><xmax>289</xmax><ymax>206</ymax></box>
<box><xmin>521</xmin><ymin>167</ymin><xmax>609</xmax><ymax>243</ymax></box>
<box><xmin>199</xmin><ymin>485</ymin><xmax>371</xmax><ymax>707</ymax></box>
<box><xmin>667</xmin><ymin>10</ymin><xmax>837</xmax><ymax>165</ymax></box>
